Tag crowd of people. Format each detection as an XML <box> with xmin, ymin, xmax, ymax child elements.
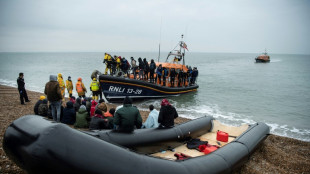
<box><xmin>103</xmin><ymin>53</ymin><xmax>199</xmax><ymax>87</ymax></box>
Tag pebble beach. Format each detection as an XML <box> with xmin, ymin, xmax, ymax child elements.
<box><xmin>0</xmin><ymin>85</ymin><xmax>309</xmax><ymax>174</ymax></box>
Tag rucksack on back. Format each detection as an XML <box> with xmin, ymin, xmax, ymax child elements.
<box><xmin>38</xmin><ymin>104</ymin><xmax>48</xmax><ymax>117</ymax></box>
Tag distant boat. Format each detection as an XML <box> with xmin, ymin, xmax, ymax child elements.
<box><xmin>255</xmin><ymin>49</ymin><xmax>270</xmax><ymax>63</ymax></box>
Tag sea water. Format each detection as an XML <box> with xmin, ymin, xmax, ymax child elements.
<box><xmin>0</xmin><ymin>52</ymin><xmax>309</xmax><ymax>142</ymax></box>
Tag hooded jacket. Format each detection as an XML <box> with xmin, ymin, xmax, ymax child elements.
<box><xmin>38</xmin><ymin>99</ymin><xmax>48</xmax><ymax>117</ymax></box>
<box><xmin>158</xmin><ymin>99</ymin><xmax>178</xmax><ymax>128</ymax></box>
<box><xmin>73</xmin><ymin>97</ymin><xmax>81</xmax><ymax>112</ymax></box>
<box><xmin>61</xmin><ymin>101</ymin><xmax>76</xmax><ymax>125</ymax></box>
<box><xmin>74</xmin><ymin>105</ymin><xmax>89</xmax><ymax>128</ymax></box>
<box><xmin>44</xmin><ymin>75</ymin><xmax>62</xmax><ymax>102</ymax></box>
<box><xmin>113</xmin><ymin>97</ymin><xmax>142</xmax><ymax>132</ymax></box>
<box><xmin>90</xmin><ymin>100</ymin><xmax>98</xmax><ymax>117</ymax></box>
<box><xmin>34</xmin><ymin>100</ymin><xmax>43</xmax><ymax>115</ymax></box>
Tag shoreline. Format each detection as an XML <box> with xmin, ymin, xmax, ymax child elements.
<box><xmin>0</xmin><ymin>84</ymin><xmax>310</xmax><ymax>173</ymax></box>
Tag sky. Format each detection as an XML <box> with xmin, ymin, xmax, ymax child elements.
<box><xmin>0</xmin><ymin>0</ymin><xmax>309</xmax><ymax>54</ymax></box>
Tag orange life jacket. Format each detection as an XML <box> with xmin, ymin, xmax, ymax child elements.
<box><xmin>76</xmin><ymin>81</ymin><xmax>83</xmax><ymax>93</ymax></box>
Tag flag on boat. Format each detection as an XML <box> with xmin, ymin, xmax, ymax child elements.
<box><xmin>182</xmin><ymin>42</ymin><xmax>189</xmax><ymax>51</ymax></box>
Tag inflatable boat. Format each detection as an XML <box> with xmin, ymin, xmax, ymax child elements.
<box><xmin>3</xmin><ymin>115</ymin><xmax>269</xmax><ymax>174</ymax></box>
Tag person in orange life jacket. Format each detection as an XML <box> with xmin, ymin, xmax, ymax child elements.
<box><xmin>104</xmin><ymin>108</ymin><xmax>115</xmax><ymax>129</ymax></box>
<box><xmin>156</xmin><ymin>64</ymin><xmax>163</xmax><ymax>85</ymax></box>
<box><xmin>66</xmin><ymin>76</ymin><xmax>73</xmax><ymax>98</ymax></box>
<box><xmin>90</xmin><ymin>78</ymin><xmax>100</xmax><ymax>101</ymax></box>
<box><xmin>143</xmin><ymin>58</ymin><xmax>149</xmax><ymax>81</ymax></box>
<box><xmin>34</xmin><ymin>95</ymin><xmax>46</xmax><ymax>115</ymax></box>
<box><xmin>149</xmin><ymin>59</ymin><xmax>156</xmax><ymax>83</ymax></box>
<box><xmin>162</xmin><ymin>67</ymin><xmax>168</xmax><ymax>86</ymax></box>
<box><xmin>158</xmin><ymin>99</ymin><xmax>178</xmax><ymax>128</ymax></box>
<box><xmin>76</xmin><ymin>77</ymin><xmax>87</xmax><ymax>98</ymax></box>
<box><xmin>170</xmin><ymin>68</ymin><xmax>176</xmax><ymax>87</ymax></box>
<box><xmin>17</xmin><ymin>72</ymin><xmax>30</xmax><ymax>105</ymax></box>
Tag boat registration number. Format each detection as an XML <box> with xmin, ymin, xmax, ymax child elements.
<box><xmin>108</xmin><ymin>86</ymin><xmax>142</xmax><ymax>95</ymax></box>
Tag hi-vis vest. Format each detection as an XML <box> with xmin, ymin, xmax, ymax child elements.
<box><xmin>76</xmin><ymin>81</ymin><xmax>84</xmax><ymax>93</ymax></box>
<box><xmin>90</xmin><ymin>81</ymin><xmax>99</xmax><ymax>91</ymax></box>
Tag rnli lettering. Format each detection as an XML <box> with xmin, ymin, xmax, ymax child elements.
<box><xmin>108</xmin><ymin>86</ymin><xmax>142</xmax><ymax>94</ymax></box>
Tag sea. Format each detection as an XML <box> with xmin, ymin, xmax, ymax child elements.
<box><xmin>0</xmin><ymin>52</ymin><xmax>309</xmax><ymax>142</ymax></box>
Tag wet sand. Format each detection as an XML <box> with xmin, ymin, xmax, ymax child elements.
<box><xmin>0</xmin><ymin>85</ymin><xmax>309</xmax><ymax>174</ymax></box>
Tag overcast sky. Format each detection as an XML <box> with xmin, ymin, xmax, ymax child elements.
<box><xmin>0</xmin><ymin>0</ymin><xmax>309</xmax><ymax>54</ymax></box>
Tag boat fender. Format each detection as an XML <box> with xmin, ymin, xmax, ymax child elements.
<box><xmin>217</xmin><ymin>130</ymin><xmax>229</xmax><ymax>142</ymax></box>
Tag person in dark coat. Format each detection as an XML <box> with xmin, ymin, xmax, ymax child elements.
<box><xmin>38</xmin><ymin>99</ymin><xmax>48</xmax><ymax>117</ymax></box>
<box><xmin>178</xmin><ymin>70</ymin><xmax>184</xmax><ymax>87</ymax></box>
<box><xmin>89</xmin><ymin>109</ymin><xmax>109</xmax><ymax>130</ymax></box>
<box><xmin>61</xmin><ymin>101</ymin><xmax>76</xmax><ymax>125</ymax></box>
<box><xmin>149</xmin><ymin>59</ymin><xmax>156</xmax><ymax>83</ymax></box>
<box><xmin>143</xmin><ymin>58</ymin><xmax>149</xmax><ymax>80</ymax></box>
<box><xmin>156</xmin><ymin>64</ymin><xmax>163</xmax><ymax>85</ymax></box>
<box><xmin>162</xmin><ymin>67</ymin><xmax>168</xmax><ymax>86</ymax></box>
<box><xmin>73</xmin><ymin>97</ymin><xmax>81</xmax><ymax>112</ymax></box>
<box><xmin>113</xmin><ymin>96</ymin><xmax>142</xmax><ymax>133</ymax></box>
<box><xmin>17</xmin><ymin>72</ymin><xmax>30</xmax><ymax>105</ymax></box>
<box><xmin>158</xmin><ymin>99</ymin><xmax>178</xmax><ymax>128</ymax></box>
<box><xmin>34</xmin><ymin>96</ymin><xmax>46</xmax><ymax>115</ymax></box>
<box><xmin>138</xmin><ymin>57</ymin><xmax>145</xmax><ymax>80</ymax></box>
<box><xmin>44</xmin><ymin>75</ymin><xmax>62</xmax><ymax>122</ymax></box>
<box><xmin>191</xmin><ymin>67</ymin><xmax>199</xmax><ymax>85</ymax></box>
<box><xmin>170</xmin><ymin>68</ymin><xmax>176</xmax><ymax>87</ymax></box>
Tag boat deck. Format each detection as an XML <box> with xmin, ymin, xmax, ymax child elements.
<box><xmin>151</xmin><ymin>120</ymin><xmax>249</xmax><ymax>160</ymax></box>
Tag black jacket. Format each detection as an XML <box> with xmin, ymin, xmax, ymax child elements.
<box><xmin>17</xmin><ymin>77</ymin><xmax>25</xmax><ymax>91</ymax></box>
<box><xmin>61</xmin><ymin>101</ymin><xmax>76</xmax><ymax>125</ymax></box>
<box><xmin>34</xmin><ymin>100</ymin><xmax>43</xmax><ymax>115</ymax></box>
<box><xmin>158</xmin><ymin>105</ymin><xmax>178</xmax><ymax>128</ymax></box>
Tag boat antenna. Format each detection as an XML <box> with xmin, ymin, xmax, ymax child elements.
<box><xmin>157</xmin><ymin>17</ymin><xmax>162</xmax><ymax>63</ymax></box>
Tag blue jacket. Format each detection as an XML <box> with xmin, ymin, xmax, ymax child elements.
<box><xmin>156</xmin><ymin>67</ymin><xmax>162</xmax><ymax>76</ymax></box>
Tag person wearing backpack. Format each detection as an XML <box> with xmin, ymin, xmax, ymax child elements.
<box><xmin>149</xmin><ymin>59</ymin><xmax>156</xmax><ymax>83</ymax></box>
<box><xmin>38</xmin><ymin>99</ymin><xmax>49</xmax><ymax>117</ymax></box>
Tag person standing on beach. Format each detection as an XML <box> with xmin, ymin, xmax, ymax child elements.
<box><xmin>66</xmin><ymin>76</ymin><xmax>73</xmax><ymax>98</ymax></box>
<box><xmin>57</xmin><ymin>73</ymin><xmax>66</xmax><ymax>100</ymax></box>
<box><xmin>76</xmin><ymin>77</ymin><xmax>87</xmax><ymax>98</ymax></box>
<box><xmin>44</xmin><ymin>75</ymin><xmax>63</xmax><ymax>122</ymax></box>
<box><xmin>17</xmin><ymin>72</ymin><xmax>30</xmax><ymax>105</ymax></box>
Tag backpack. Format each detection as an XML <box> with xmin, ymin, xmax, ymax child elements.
<box><xmin>150</xmin><ymin>62</ymin><xmax>156</xmax><ymax>70</ymax></box>
<box><xmin>38</xmin><ymin>104</ymin><xmax>48</xmax><ymax>117</ymax></box>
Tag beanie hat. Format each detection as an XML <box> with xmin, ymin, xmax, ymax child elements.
<box><xmin>40</xmin><ymin>96</ymin><xmax>46</xmax><ymax>100</ymax></box>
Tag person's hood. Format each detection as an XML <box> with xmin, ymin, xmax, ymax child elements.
<box><xmin>42</xmin><ymin>99</ymin><xmax>48</xmax><ymax>104</ymax></box>
<box><xmin>58</xmin><ymin>73</ymin><xmax>63</xmax><ymax>79</ymax></box>
<box><xmin>66</xmin><ymin>101</ymin><xmax>73</xmax><ymax>108</ymax></box>
<box><xmin>50</xmin><ymin>75</ymin><xmax>57</xmax><ymax>81</ymax></box>
<box><xmin>76</xmin><ymin>97</ymin><xmax>81</xmax><ymax>104</ymax></box>
<box><xmin>123</xmin><ymin>96</ymin><xmax>132</xmax><ymax>105</ymax></box>
<box><xmin>91</xmin><ymin>100</ymin><xmax>98</xmax><ymax>106</ymax></box>
<box><xmin>78</xmin><ymin>105</ymin><xmax>87</xmax><ymax>113</ymax></box>
<box><xmin>161</xmin><ymin>99</ymin><xmax>171</xmax><ymax>106</ymax></box>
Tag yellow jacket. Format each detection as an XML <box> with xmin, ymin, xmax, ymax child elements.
<box><xmin>66</xmin><ymin>80</ymin><xmax>73</xmax><ymax>91</ymax></box>
<box><xmin>57</xmin><ymin>73</ymin><xmax>65</xmax><ymax>89</ymax></box>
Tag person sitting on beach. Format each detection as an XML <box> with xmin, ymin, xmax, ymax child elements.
<box><xmin>45</xmin><ymin>75</ymin><xmax>63</xmax><ymax>122</ymax></box>
<box><xmin>113</xmin><ymin>96</ymin><xmax>142</xmax><ymax>133</ymax></box>
<box><xmin>70</xmin><ymin>96</ymin><xmax>76</xmax><ymax>104</ymax></box>
<box><xmin>104</xmin><ymin>108</ymin><xmax>115</xmax><ymax>129</ymax></box>
<box><xmin>61</xmin><ymin>101</ymin><xmax>76</xmax><ymax>125</ymax></box>
<box><xmin>74</xmin><ymin>105</ymin><xmax>89</xmax><ymax>128</ymax></box>
<box><xmin>34</xmin><ymin>95</ymin><xmax>46</xmax><ymax>115</ymax></box>
<box><xmin>73</xmin><ymin>97</ymin><xmax>81</xmax><ymax>112</ymax></box>
<box><xmin>38</xmin><ymin>99</ymin><xmax>48</xmax><ymax>117</ymax></box>
<box><xmin>89</xmin><ymin>109</ymin><xmax>109</xmax><ymax>130</ymax></box>
<box><xmin>158</xmin><ymin>99</ymin><xmax>178</xmax><ymax>128</ymax></box>
<box><xmin>76</xmin><ymin>77</ymin><xmax>87</xmax><ymax>98</ymax></box>
<box><xmin>90</xmin><ymin>100</ymin><xmax>98</xmax><ymax>117</ymax></box>
<box><xmin>142</xmin><ymin>105</ymin><xmax>159</xmax><ymax>129</ymax></box>
<box><xmin>66</xmin><ymin>76</ymin><xmax>73</xmax><ymax>98</ymax></box>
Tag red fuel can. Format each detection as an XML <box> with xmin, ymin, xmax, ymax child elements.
<box><xmin>216</xmin><ymin>131</ymin><xmax>229</xmax><ymax>142</ymax></box>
